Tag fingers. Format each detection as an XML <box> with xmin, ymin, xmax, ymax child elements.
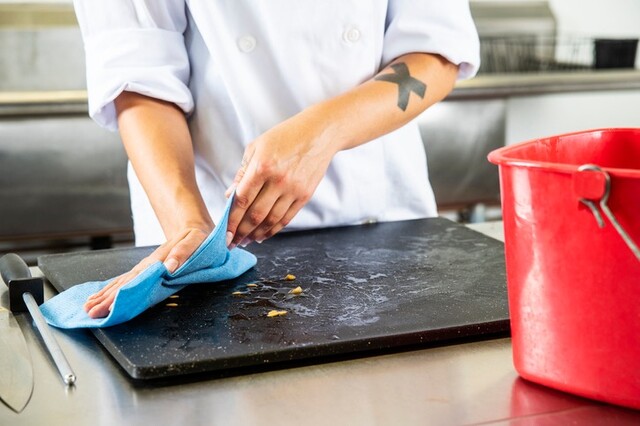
<box><xmin>225</xmin><ymin>127</ymin><xmax>329</xmax><ymax>247</ymax></box>
<box><xmin>255</xmin><ymin>199</ymin><xmax>305</xmax><ymax>241</ymax></box>
<box><xmin>226</xmin><ymin>168</ymin><xmax>266</xmax><ymax>247</ymax></box>
<box><xmin>245</xmin><ymin>196</ymin><xmax>298</xmax><ymax>243</ymax></box>
<box><xmin>83</xmin><ymin>227</ymin><xmax>210</xmax><ymax>318</ymax></box>
<box><xmin>229</xmin><ymin>187</ymin><xmax>307</xmax><ymax>247</ymax></box>
<box><xmin>84</xmin><ymin>272</ymin><xmax>133</xmax><ymax>318</ymax></box>
<box><xmin>226</xmin><ymin>166</ymin><xmax>313</xmax><ymax>247</ymax></box>
<box><xmin>85</xmin><ymin>288</ymin><xmax>117</xmax><ymax>318</ymax></box>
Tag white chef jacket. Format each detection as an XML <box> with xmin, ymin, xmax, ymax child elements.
<box><xmin>74</xmin><ymin>0</ymin><xmax>480</xmax><ymax>246</ymax></box>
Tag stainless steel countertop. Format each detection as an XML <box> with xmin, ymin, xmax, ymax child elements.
<box><xmin>2</xmin><ymin>222</ymin><xmax>639</xmax><ymax>425</ymax></box>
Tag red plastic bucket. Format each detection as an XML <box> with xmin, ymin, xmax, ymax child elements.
<box><xmin>488</xmin><ymin>128</ymin><xmax>640</xmax><ymax>409</ymax></box>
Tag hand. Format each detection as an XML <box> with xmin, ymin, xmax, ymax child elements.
<box><xmin>225</xmin><ymin>111</ymin><xmax>338</xmax><ymax>247</ymax></box>
<box><xmin>83</xmin><ymin>226</ymin><xmax>211</xmax><ymax>318</ymax></box>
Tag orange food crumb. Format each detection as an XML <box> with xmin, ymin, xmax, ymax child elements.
<box><xmin>288</xmin><ymin>286</ymin><xmax>303</xmax><ymax>295</ymax></box>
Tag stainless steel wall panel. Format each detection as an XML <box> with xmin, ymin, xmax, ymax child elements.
<box><xmin>418</xmin><ymin>100</ymin><xmax>506</xmax><ymax>208</ymax></box>
<box><xmin>0</xmin><ymin>115</ymin><xmax>132</xmax><ymax>241</ymax></box>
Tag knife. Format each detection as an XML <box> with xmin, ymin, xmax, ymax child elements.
<box><xmin>0</xmin><ymin>254</ymin><xmax>76</xmax><ymax>391</ymax></box>
<box><xmin>0</xmin><ymin>262</ymin><xmax>34</xmax><ymax>413</ymax></box>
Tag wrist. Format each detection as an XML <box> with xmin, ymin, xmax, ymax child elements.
<box><xmin>159</xmin><ymin>192</ymin><xmax>214</xmax><ymax>239</ymax></box>
<box><xmin>301</xmin><ymin>102</ymin><xmax>352</xmax><ymax>155</ymax></box>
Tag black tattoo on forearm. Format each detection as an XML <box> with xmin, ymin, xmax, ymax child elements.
<box><xmin>374</xmin><ymin>62</ymin><xmax>427</xmax><ymax>111</ymax></box>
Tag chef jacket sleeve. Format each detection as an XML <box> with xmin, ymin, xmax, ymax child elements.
<box><xmin>383</xmin><ymin>0</ymin><xmax>480</xmax><ymax>80</ymax></box>
<box><xmin>73</xmin><ymin>0</ymin><xmax>193</xmax><ymax>131</ymax></box>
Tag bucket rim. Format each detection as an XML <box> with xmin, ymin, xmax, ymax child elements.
<box><xmin>488</xmin><ymin>127</ymin><xmax>640</xmax><ymax>178</ymax></box>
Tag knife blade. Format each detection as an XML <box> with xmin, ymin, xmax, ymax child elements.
<box><xmin>0</xmin><ymin>289</ymin><xmax>33</xmax><ymax>413</ymax></box>
<box><xmin>0</xmin><ymin>254</ymin><xmax>75</xmax><ymax>387</ymax></box>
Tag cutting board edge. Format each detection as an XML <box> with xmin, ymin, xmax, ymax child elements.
<box><xmin>113</xmin><ymin>318</ymin><xmax>511</xmax><ymax>380</ymax></box>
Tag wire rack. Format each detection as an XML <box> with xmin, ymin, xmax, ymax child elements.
<box><xmin>479</xmin><ymin>35</ymin><xmax>597</xmax><ymax>74</ymax></box>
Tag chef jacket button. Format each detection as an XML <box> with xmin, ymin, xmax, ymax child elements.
<box><xmin>237</xmin><ymin>35</ymin><xmax>257</xmax><ymax>53</ymax></box>
<box><xmin>343</xmin><ymin>27</ymin><xmax>361</xmax><ymax>43</ymax></box>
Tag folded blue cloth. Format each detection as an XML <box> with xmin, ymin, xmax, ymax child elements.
<box><xmin>41</xmin><ymin>195</ymin><xmax>257</xmax><ymax>328</ymax></box>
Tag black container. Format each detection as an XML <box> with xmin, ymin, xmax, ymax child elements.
<box><xmin>594</xmin><ymin>38</ymin><xmax>638</xmax><ymax>69</ymax></box>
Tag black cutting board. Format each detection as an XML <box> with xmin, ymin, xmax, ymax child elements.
<box><xmin>38</xmin><ymin>217</ymin><xmax>509</xmax><ymax>380</ymax></box>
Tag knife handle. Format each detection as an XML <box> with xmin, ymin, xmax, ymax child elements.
<box><xmin>0</xmin><ymin>253</ymin><xmax>33</xmax><ymax>284</ymax></box>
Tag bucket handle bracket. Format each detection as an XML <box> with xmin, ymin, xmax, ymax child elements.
<box><xmin>575</xmin><ymin>164</ymin><xmax>640</xmax><ymax>261</ymax></box>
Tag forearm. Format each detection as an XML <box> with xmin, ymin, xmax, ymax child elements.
<box><xmin>114</xmin><ymin>92</ymin><xmax>213</xmax><ymax>239</ymax></box>
<box><xmin>85</xmin><ymin>92</ymin><xmax>214</xmax><ymax>317</ymax></box>
<box><xmin>226</xmin><ymin>52</ymin><xmax>458</xmax><ymax>246</ymax></box>
<box><xmin>306</xmin><ymin>52</ymin><xmax>458</xmax><ymax>154</ymax></box>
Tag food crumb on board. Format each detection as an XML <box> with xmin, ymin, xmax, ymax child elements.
<box><xmin>267</xmin><ymin>309</ymin><xmax>287</xmax><ymax>318</ymax></box>
<box><xmin>288</xmin><ymin>286</ymin><xmax>303</xmax><ymax>295</ymax></box>
<box><xmin>165</xmin><ymin>303</ymin><xmax>178</xmax><ymax>307</ymax></box>
<box><xmin>246</xmin><ymin>283</ymin><xmax>258</xmax><ymax>288</ymax></box>
<box><xmin>232</xmin><ymin>291</ymin><xmax>247</xmax><ymax>296</ymax></box>
<box><xmin>169</xmin><ymin>295</ymin><xmax>179</xmax><ymax>299</ymax></box>
<box><xmin>284</xmin><ymin>274</ymin><xmax>296</xmax><ymax>281</ymax></box>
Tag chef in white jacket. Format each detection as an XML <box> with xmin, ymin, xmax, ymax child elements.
<box><xmin>77</xmin><ymin>0</ymin><xmax>480</xmax><ymax>318</ymax></box>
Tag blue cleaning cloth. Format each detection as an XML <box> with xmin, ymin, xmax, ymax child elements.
<box><xmin>41</xmin><ymin>195</ymin><xmax>257</xmax><ymax>329</ymax></box>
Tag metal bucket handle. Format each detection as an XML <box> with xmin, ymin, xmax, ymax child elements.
<box><xmin>576</xmin><ymin>164</ymin><xmax>640</xmax><ymax>261</ymax></box>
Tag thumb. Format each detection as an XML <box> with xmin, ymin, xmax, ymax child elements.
<box><xmin>226</xmin><ymin>165</ymin><xmax>246</xmax><ymax>196</ymax></box>
<box><xmin>163</xmin><ymin>228</ymin><xmax>210</xmax><ymax>273</ymax></box>
<box><xmin>226</xmin><ymin>149</ymin><xmax>254</xmax><ymax>196</ymax></box>
<box><xmin>164</xmin><ymin>257</ymin><xmax>180</xmax><ymax>273</ymax></box>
